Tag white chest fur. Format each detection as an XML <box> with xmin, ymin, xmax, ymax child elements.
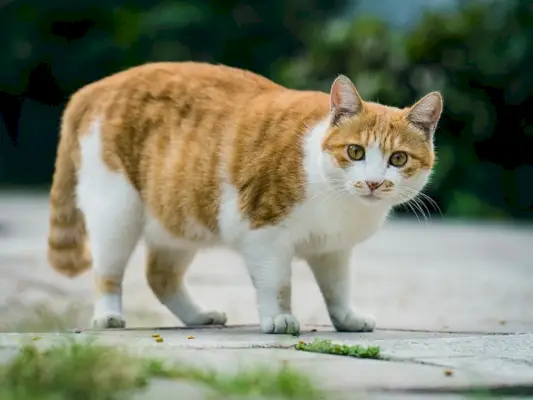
<box><xmin>216</xmin><ymin>178</ymin><xmax>389</xmax><ymax>256</ymax></box>
<box><xmin>288</xmin><ymin>119</ymin><xmax>390</xmax><ymax>255</ymax></box>
<box><xmin>287</xmin><ymin>192</ymin><xmax>390</xmax><ymax>256</ymax></box>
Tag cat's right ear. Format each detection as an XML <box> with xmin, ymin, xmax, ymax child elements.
<box><xmin>330</xmin><ymin>75</ymin><xmax>364</xmax><ymax>126</ymax></box>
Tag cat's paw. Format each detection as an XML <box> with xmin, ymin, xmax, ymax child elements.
<box><xmin>330</xmin><ymin>309</ymin><xmax>375</xmax><ymax>332</ymax></box>
<box><xmin>183</xmin><ymin>310</ymin><xmax>227</xmax><ymax>326</ymax></box>
<box><xmin>92</xmin><ymin>314</ymin><xmax>126</xmax><ymax>329</ymax></box>
<box><xmin>260</xmin><ymin>314</ymin><xmax>300</xmax><ymax>334</ymax></box>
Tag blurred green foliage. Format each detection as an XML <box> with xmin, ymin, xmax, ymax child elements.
<box><xmin>0</xmin><ymin>0</ymin><xmax>346</xmax><ymax>186</ymax></box>
<box><xmin>0</xmin><ymin>0</ymin><xmax>532</xmax><ymax>220</ymax></box>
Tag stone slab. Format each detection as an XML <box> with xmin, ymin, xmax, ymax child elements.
<box><xmin>0</xmin><ymin>335</ymin><xmax>517</xmax><ymax>393</ymax></box>
<box><xmin>2</xmin><ymin>328</ymin><xmax>533</xmax><ymax>395</ymax></box>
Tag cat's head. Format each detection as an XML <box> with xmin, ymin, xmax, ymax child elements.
<box><xmin>320</xmin><ymin>75</ymin><xmax>442</xmax><ymax>207</ymax></box>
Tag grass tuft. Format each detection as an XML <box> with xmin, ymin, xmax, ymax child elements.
<box><xmin>0</xmin><ymin>338</ymin><xmax>322</xmax><ymax>399</ymax></box>
<box><xmin>296</xmin><ymin>338</ymin><xmax>381</xmax><ymax>359</ymax></box>
<box><xmin>0</xmin><ymin>338</ymin><xmax>152</xmax><ymax>400</ymax></box>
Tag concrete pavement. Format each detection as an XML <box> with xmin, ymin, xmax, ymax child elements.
<box><xmin>2</xmin><ymin>328</ymin><xmax>533</xmax><ymax>398</ymax></box>
<box><xmin>0</xmin><ymin>192</ymin><xmax>532</xmax><ymax>398</ymax></box>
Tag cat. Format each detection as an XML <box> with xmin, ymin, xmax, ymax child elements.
<box><xmin>47</xmin><ymin>62</ymin><xmax>442</xmax><ymax>334</ymax></box>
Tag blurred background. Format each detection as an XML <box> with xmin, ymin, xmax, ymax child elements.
<box><xmin>0</xmin><ymin>0</ymin><xmax>532</xmax><ymax>333</ymax></box>
<box><xmin>0</xmin><ymin>0</ymin><xmax>532</xmax><ymax>220</ymax></box>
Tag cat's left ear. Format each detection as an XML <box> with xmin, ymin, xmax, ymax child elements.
<box><xmin>330</xmin><ymin>75</ymin><xmax>364</xmax><ymax>126</ymax></box>
<box><xmin>406</xmin><ymin>92</ymin><xmax>443</xmax><ymax>140</ymax></box>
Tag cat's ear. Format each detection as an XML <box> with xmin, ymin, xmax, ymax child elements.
<box><xmin>406</xmin><ymin>92</ymin><xmax>443</xmax><ymax>139</ymax></box>
<box><xmin>329</xmin><ymin>75</ymin><xmax>363</xmax><ymax>126</ymax></box>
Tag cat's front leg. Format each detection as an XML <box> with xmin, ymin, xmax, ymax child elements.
<box><xmin>242</xmin><ymin>242</ymin><xmax>299</xmax><ymax>335</ymax></box>
<box><xmin>306</xmin><ymin>249</ymin><xmax>375</xmax><ymax>332</ymax></box>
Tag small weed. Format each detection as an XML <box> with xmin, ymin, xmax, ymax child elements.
<box><xmin>296</xmin><ymin>338</ymin><xmax>381</xmax><ymax>359</ymax></box>
<box><xmin>0</xmin><ymin>338</ymin><xmax>322</xmax><ymax>399</ymax></box>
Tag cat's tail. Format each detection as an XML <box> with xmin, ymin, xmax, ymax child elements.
<box><xmin>47</xmin><ymin>110</ymin><xmax>91</xmax><ymax>277</ymax></box>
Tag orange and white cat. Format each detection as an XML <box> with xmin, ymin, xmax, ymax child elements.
<box><xmin>47</xmin><ymin>62</ymin><xmax>442</xmax><ymax>334</ymax></box>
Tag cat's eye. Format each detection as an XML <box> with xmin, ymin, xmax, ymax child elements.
<box><xmin>389</xmin><ymin>151</ymin><xmax>408</xmax><ymax>167</ymax></box>
<box><xmin>347</xmin><ymin>144</ymin><xmax>365</xmax><ymax>161</ymax></box>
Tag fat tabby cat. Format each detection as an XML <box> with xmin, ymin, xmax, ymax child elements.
<box><xmin>47</xmin><ymin>62</ymin><xmax>442</xmax><ymax>334</ymax></box>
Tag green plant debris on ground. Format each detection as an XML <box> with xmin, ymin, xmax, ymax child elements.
<box><xmin>0</xmin><ymin>339</ymin><xmax>322</xmax><ymax>400</ymax></box>
<box><xmin>296</xmin><ymin>338</ymin><xmax>381</xmax><ymax>359</ymax></box>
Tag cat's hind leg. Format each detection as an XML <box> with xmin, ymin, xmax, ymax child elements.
<box><xmin>146</xmin><ymin>246</ymin><xmax>227</xmax><ymax>326</ymax></box>
<box><xmin>79</xmin><ymin>182</ymin><xmax>142</xmax><ymax>329</ymax></box>
<box><xmin>77</xmin><ymin>123</ymin><xmax>144</xmax><ymax>329</ymax></box>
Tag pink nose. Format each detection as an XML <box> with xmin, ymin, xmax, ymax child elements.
<box><xmin>365</xmin><ymin>180</ymin><xmax>383</xmax><ymax>191</ymax></box>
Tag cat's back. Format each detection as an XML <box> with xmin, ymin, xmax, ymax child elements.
<box><xmin>64</xmin><ymin>61</ymin><xmax>287</xmax><ymax>161</ymax></box>
<box><xmin>63</xmin><ymin>61</ymin><xmax>288</xmax><ymax>181</ymax></box>
<box><xmin>70</xmin><ymin>61</ymin><xmax>282</xmax><ymax>113</ymax></box>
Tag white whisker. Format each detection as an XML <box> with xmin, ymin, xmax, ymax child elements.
<box><xmin>396</xmin><ymin>185</ymin><xmax>443</xmax><ymax>221</ymax></box>
<box><xmin>316</xmin><ymin>187</ymin><xmax>348</xmax><ymax>208</ymax></box>
<box><xmin>397</xmin><ymin>193</ymin><xmax>421</xmax><ymax>224</ymax></box>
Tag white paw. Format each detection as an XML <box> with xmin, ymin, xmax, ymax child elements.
<box><xmin>260</xmin><ymin>313</ymin><xmax>300</xmax><ymax>334</ymax></box>
<box><xmin>330</xmin><ymin>309</ymin><xmax>376</xmax><ymax>332</ymax></box>
<box><xmin>183</xmin><ymin>310</ymin><xmax>227</xmax><ymax>326</ymax></box>
<box><xmin>92</xmin><ymin>314</ymin><xmax>126</xmax><ymax>329</ymax></box>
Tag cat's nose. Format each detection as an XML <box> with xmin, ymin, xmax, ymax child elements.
<box><xmin>365</xmin><ymin>180</ymin><xmax>383</xmax><ymax>191</ymax></box>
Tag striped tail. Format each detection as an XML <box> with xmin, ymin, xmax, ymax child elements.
<box><xmin>47</xmin><ymin>115</ymin><xmax>91</xmax><ymax>277</ymax></box>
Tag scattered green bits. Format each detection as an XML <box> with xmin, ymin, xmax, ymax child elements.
<box><xmin>296</xmin><ymin>338</ymin><xmax>381</xmax><ymax>359</ymax></box>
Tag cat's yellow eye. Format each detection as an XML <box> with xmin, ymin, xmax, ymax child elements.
<box><xmin>389</xmin><ymin>151</ymin><xmax>408</xmax><ymax>167</ymax></box>
<box><xmin>347</xmin><ymin>144</ymin><xmax>365</xmax><ymax>161</ymax></box>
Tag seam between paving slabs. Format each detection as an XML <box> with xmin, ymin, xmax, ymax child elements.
<box><xmin>290</xmin><ymin>339</ymin><xmax>533</xmax><ymax>396</ymax></box>
<box><xmin>217</xmin><ymin>345</ymin><xmax>533</xmax><ymax>397</ymax></box>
